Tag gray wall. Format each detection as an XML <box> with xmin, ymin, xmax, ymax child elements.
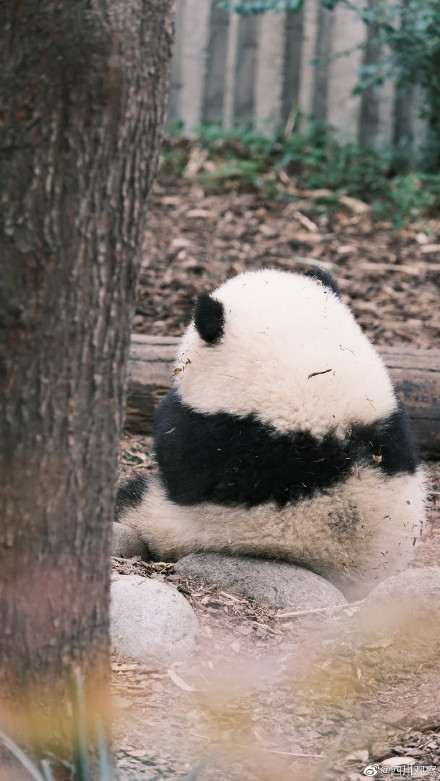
<box><xmin>167</xmin><ymin>0</ymin><xmax>422</xmax><ymax>153</ymax></box>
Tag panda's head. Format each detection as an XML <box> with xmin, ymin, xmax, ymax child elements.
<box><xmin>174</xmin><ymin>268</ymin><xmax>396</xmax><ymax>437</ymax></box>
<box><xmin>193</xmin><ymin>268</ymin><xmax>341</xmax><ymax>346</ymax></box>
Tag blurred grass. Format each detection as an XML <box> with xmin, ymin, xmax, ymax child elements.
<box><xmin>160</xmin><ymin>121</ymin><xmax>440</xmax><ymax>229</ymax></box>
<box><xmin>2</xmin><ymin>602</ymin><xmax>439</xmax><ymax>780</ymax></box>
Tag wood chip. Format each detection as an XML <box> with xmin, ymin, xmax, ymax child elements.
<box><xmin>420</xmin><ymin>244</ymin><xmax>440</xmax><ymax>254</ymax></box>
<box><xmin>294</xmin><ymin>211</ymin><xmax>319</xmax><ymax>232</ymax></box>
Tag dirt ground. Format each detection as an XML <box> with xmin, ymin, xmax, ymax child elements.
<box><xmin>113</xmin><ymin>168</ymin><xmax>440</xmax><ymax>781</ymax></box>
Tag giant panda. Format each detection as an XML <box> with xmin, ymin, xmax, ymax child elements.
<box><xmin>117</xmin><ymin>268</ymin><xmax>426</xmax><ymax>599</ymax></box>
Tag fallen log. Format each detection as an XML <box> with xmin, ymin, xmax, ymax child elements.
<box><xmin>378</xmin><ymin>346</ymin><xmax>440</xmax><ymax>459</ymax></box>
<box><xmin>126</xmin><ymin>335</ymin><xmax>177</xmax><ymax>435</ymax></box>
<box><xmin>126</xmin><ymin>335</ymin><xmax>440</xmax><ymax>458</ymax></box>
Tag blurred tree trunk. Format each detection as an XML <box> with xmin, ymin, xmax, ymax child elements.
<box><xmin>0</xmin><ymin>0</ymin><xmax>174</xmax><ymax>759</ymax></box>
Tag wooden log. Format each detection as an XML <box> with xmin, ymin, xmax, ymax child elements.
<box><xmin>126</xmin><ymin>335</ymin><xmax>440</xmax><ymax>458</ymax></box>
<box><xmin>126</xmin><ymin>335</ymin><xmax>177</xmax><ymax>435</ymax></box>
<box><xmin>378</xmin><ymin>346</ymin><xmax>440</xmax><ymax>459</ymax></box>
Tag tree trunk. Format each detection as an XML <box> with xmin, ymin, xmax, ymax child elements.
<box><xmin>0</xmin><ymin>0</ymin><xmax>174</xmax><ymax>760</ymax></box>
<box><xmin>124</xmin><ymin>336</ymin><xmax>440</xmax><ymax>458</ymax></box>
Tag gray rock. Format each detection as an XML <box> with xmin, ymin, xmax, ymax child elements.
<box><xmin>110</xmin><ymin>574</ymin><xmax>198</xmax><ymax>668</ymax></box>
<box><xmin>358</xmin><ymin>566</ymin><xmax>440</xmax><ymax>635</ymax></box>
<box><xmin>112</xmin><ymin>522</ymin><xmax>146</xmax><ymax>558</ymax></box>
<box><xmin>174</xmin><ymin>553</ymin><xmax>347</xmax><ymax>610</ymax></box>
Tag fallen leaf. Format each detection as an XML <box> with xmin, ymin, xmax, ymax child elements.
<box><xmin>168</xmin><ymin>667</ymin><xmax>196</xmax><ymax>692</ymax></box>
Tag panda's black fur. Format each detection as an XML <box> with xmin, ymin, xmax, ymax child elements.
<box><xmin>116</xmin><ymin>472</ymin><xmax>149</xmax><ymax>515</ymax></box>
<box><xmin>117</xmin><ymin>268</ymin><xmax>426</xmax><ymax>597</ymax></box>
<box><xmin>304</xmin><ymin>267</ymin><xmax>342</xmax><ymax>297</ymax></box>
<box><xmin>153</xmin><ymin>389</ymin><xmax>417</xmax><ymax>508</ymax></box>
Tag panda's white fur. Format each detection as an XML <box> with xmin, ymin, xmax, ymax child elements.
<box><xmin>118</xmin><ymin>269</ymin><xmax>426</xmax><ymax>599</ymax></box>
<box><xmin>175</xmin><ymin>269</ymin><xmax>396</xmax><ymax>437</ymax></box>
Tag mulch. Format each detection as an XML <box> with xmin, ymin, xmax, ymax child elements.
<box><xmin>136</xmin><ymin>173</ymin><xmax>440</xmax><ymax>350</ymax></box>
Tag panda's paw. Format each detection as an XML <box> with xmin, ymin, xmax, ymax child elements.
<box><xmin>112</xmin><ymin>521</ymin><xmax>148</xmax><ymax>559</ymax></box>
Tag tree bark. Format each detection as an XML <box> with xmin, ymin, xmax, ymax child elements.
<box><xmin>125</xmin><ymin>336</ymin><xmax>440</xmax><ymax>458</ymax></box>
<box><xmin>0</xmin><ymin>0</ymin><xmax>174</xmax><ymax>757</ymax></box>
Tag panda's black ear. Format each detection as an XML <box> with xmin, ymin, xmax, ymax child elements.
<box><xmin>194</xmin><ymin>293</ymin><xmax>225</xmax><ymax>344</ymax></box>
<box><xmin>304</xmin><ymin>268</ymin><xmax>341</xmax><ymax>298</ymax></box>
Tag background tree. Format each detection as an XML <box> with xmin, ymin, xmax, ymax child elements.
<box><xmin>0</xmin><ymin>0</ymin><xmax>174</xmax><ymax>770</ymax></box>
<box><xmin>224</xmin><ymin>0</ymin><xmax>440</xmax><ymax>170</ymax></box>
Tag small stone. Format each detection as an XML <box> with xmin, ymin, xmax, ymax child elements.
<box><xmin>174</xmin><ymin>553</ymin><xmax>347</xmax><ymax>610</ymax></box>
<box><xmin>345</xmin><ymin>750</ymin><xmax>369</xmax><ymax>763</ymax></box>
<box><xmin>110</xmin><ymin>574</ymin><xmax>198</xmax><ymax>669</ymax></box>
<box><xmin>382</xmin><ymin>709</ymin><xmax>407</xmax><ymax>727</ymax></box>
<box><xmin>370</xmin><ymin>742</ymin><xmax>393</xmax><ymax>761</ymax></box>
<box><xmin>113</xmin><ymin>695</ymin><xmax>133</xmax><ymax>711</ymax></box>
<box><xmin>112</xmin><ymin>522</ymin><xmax>146</xmax><ymax>558</ymax></box>
<box><xmin>381</xmin><ymin>757</ymin><xmax>417</xmax><ymax>768</ymax></box>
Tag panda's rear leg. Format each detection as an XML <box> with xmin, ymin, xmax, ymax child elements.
<box><xmin>116</xmin><ymin>472</ymin><xmax>150</xmax><ymax>522</ymax></box>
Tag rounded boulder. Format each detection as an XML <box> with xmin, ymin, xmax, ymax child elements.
<box><xmin>174</xmin><ymin>553</ymin><xmax>347</xmax><ymax>610</ymax></box>
<box><xmin>110</xmin><ymin>574</ymin><xmax>198</xmax><ymax>668</ymax></box>
<box><xmin>358</xmin><ymin>566</ymin><xmax>440</xmax><ymax>636</ymax></box>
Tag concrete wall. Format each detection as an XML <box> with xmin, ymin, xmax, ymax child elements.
<box><xmin>167</xmin><ymin>0</ymin><xmax>422</xmax><ymax>153</ymax></box>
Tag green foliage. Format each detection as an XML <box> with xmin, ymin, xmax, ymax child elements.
<box><xmin>375</xmin><ymin>171</ymin><xmax>440</xmax><ymax>223</ymax></box>
<box><xmin>162</xmin><ymin>121</ymin><xmax>440</xmax><ymax>227</ymax></box>
<box><xmin>222</xmin><ymin>0</ymin><xmax>440</xmax><ymax>169</ymax></box>
<box><xmin>0</xmin><ymin>723</ymin><xmax>112</xmax><ymax>781</ymax></box>
<box><xmin>220</xmin><ymin>0</ymin><xmax>305</xmax><ymax>12</ymax></box>
<box><xmin>0</xmin><ymin>670</ymin><xmax>114</xmax><ymax>781</ymax></box>
<box><xmin>0</xmin><ymin>725</ymin><xmax>214</xmax><ymax>781</ymax></box>
<box><xmin>0</xmin><ymin>729</ymin><xmax>56</xmax><ymax>781</ymax></box>
<box><xmin>353</xmin><ymin>0</ymin><xmax>440</xmax><ymax>168</ymax></box>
